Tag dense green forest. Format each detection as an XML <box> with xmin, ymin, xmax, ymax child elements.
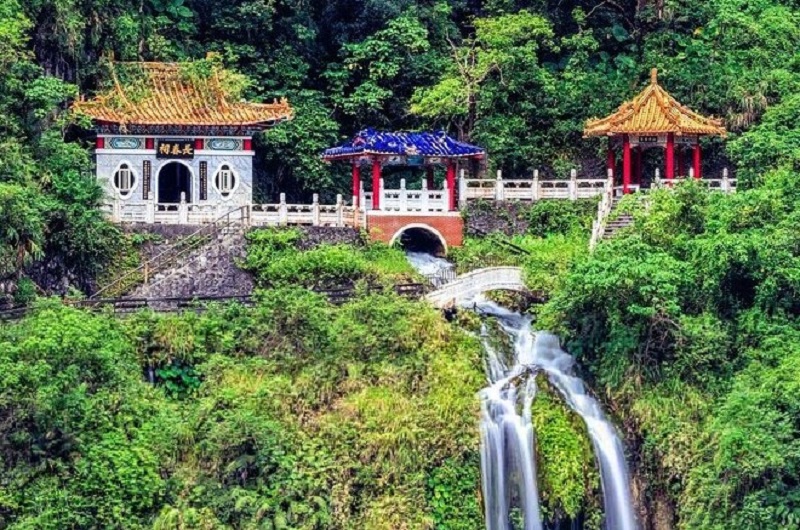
<box><xmin>2</xmin><ymin>0</ymin><xmax>799</xmax><ymax>285</ymax></box>
<box><xmin>2</xmin><ymin>0</ymin><xmax>800</xmax><ymax>528</ymax></box>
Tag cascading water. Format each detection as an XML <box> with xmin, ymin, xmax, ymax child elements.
<box><xmin>403</xmin><ymin>252</ymin><xmax>638</xmax><ymax>530</ymax></box>
<box><xmin>405</xmin><ymin>251</ymin><xmax>456</xmax><ymax>288</ymax></box>
<box><xmin>477</xmin><ymin>300</ymin><xmax>638</xmax><ymax>530</ymax></box>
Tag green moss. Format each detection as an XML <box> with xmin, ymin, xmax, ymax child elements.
<box><xmin>533</xmin><ymin>375</ymin><xmax>602</xmax><ymax>525</ymax></box>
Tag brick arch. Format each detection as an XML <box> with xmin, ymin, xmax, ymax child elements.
<box><xmin>389</xmin><ymin>223</ymin><xmax>449</xmax><ymax>255</ymax></box>
<box><xmin>367</xmin><ymin>213</ymin><xmax>464</xmax><ymax>252</ymax></box>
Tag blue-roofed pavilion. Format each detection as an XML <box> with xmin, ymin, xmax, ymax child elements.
<box><xmin>323</xmin><ymin>128</ymin><xmax>485</xmax><ymax>211</ymax></box>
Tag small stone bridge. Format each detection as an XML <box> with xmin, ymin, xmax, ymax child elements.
<box><xmin>425</xmin><ymin>266</ymin><xmax>530</xmax><ymax>308</ymax></box>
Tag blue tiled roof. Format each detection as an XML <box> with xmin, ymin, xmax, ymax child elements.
<box><xmin>323</xmin><ymin>128</ymin><xmax>485</xmax><ymax>160</ymax></box>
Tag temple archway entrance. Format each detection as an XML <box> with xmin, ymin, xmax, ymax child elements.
<box><xmin>158</xmin><ymin>162</ymin><xmax>193</xmax><ymax>204</ymax></box>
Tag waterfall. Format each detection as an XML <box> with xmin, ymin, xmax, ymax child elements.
<box><xmin>477</xmin><ymin>300</ymin><xmax>638</xmax><ymax>530</ymax></box>
<box><xmin>404</xmin><ymin>252</ymin><xmax>638</xmax><ymax>530</ymax></box>
<box><xmin>405</xmin><ymin>251</ymin><xmax>456</xmax><ymax>288</ymax></box>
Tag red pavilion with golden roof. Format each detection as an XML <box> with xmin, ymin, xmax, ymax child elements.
<box><xmin>584</xmin><ymin>68</ymin><xmax>726</xmax><ymax>193</ymax></box>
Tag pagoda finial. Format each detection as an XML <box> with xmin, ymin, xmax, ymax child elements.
<box><xmin>650</xmin><ymin>68</ymin><xmax>658</xmax><ymax>84</ymax></box>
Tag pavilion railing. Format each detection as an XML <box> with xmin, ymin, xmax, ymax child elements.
<box><xmin>652</xmin><ymin>168</ymin><xmax>736</xmax><ymax>193</ymax></box>
<box><xmin>361</xmin><ymin>178</ymin><xmax>450</xmax><ymax>213</ymax></box>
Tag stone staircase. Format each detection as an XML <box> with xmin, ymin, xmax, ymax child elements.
<box><xmin>129</xmin><ymin>225</ymin><xmax>253</xmax><ymax>301</ymax></box>
<box><xmin>92</xmin><ymin>206</ymin><xmax>249</xmax><ymax>299</ymax></box>
<box><xmin>602</xmin><ymin>199</ymin><xmax>634</xmax><ymax>240</ymax></box>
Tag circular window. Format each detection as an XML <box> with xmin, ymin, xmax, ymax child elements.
<box><xmin>213</xmin><ymin>164</ymin><xmax>238</xmax><ymax>199</ymax></box>
<box><xmin>113</xmin><ymin>163</ymin><xmax>137</xmax><ymax>198</ymax></box>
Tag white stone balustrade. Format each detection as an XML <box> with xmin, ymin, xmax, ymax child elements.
<box><xmin>460</xmin><ymin>170</ymin><xmax>607</xmax><ymax>203</ymax></box>
<box><xmin>109</xmin><ymin>167</ymin><xmax>736</xmax><ymax>226</ymax></box>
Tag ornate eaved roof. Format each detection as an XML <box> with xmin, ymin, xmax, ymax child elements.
<box><xmin>73</xmin><ymin>61</ymin><xmax>293</xmax><ymax>128</ymax></box>
<box><xmin>323</xmin><ymin>128</ymin><xmax>485</xmax><ymax>160</ymax></box>
<box><xmin>584</xmin><ymin>69</ymin><xmax>725</xmax><ymax>137</ymax></box>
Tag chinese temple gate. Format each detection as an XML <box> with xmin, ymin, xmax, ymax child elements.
<box><xmin>323</xmin><ymin>129</ymin><xmax>486</xmax><ymax>250</ymax></box>
<box><xmin>584</xmin><ymin>69</ymin><xmax>726</xmax><ymax>193</ymax></box>
<box><xmin>73</xmin><ymin>60</ymin><xmax>293</xmax><ymax>223</ymax></box>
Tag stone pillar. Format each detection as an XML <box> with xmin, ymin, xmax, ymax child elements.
<box><xmin>372</xmin><ymin>158</ymin><xmax>381</xmax><ymax>210</ymax></box>
<box><xmin>607</xmin><ymin>145</ymin><xmax>616</xmax><ymax>181</ymax></box>
<box><xmin>532</xmin><ymin>169</ymin><xmax>540</xmax><ymax>201</ymax></box>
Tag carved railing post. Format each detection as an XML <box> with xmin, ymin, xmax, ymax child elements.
<box><xmin>422</xmin><ymin>178</ymin><xmax>430</xmax><ymax>212</ymax></box>
<box><xmin>145</xmin><ymin>199</ymin><xmax>155</xmax><ymax>223</ymax></box>
<box><xmin>400</xmin><ymin>178</ymin><xmax>407</xmax><ymax>212</ymax></box>
<box><xmin>722</xmin><ymin>168</ymin><xmax>730</xmax><ymax>193</ymax></box>
<box><xmin>179</xmin><ymin>192</ymin><xmax>188</xmax><ymax>223</ymax></box>
<box><xmin>312</xmin><ymin>193</ymin><xmax>320</xmax><ymax>226</ymax></box>
<box><xmin>654</xmin><ymin>168</ymin><xmax>661</xmax><ymax>189</ymax></box>
<box><xmin>379</xmin><ymin>177</ymin><xmax>385</xmax><ymax>211</ymax></box>
<box><xmin>495</xmin><ymin>170</ymin><xmax>504</xmax><ymax>201</ymax></box>
<box><xmin>570</xmin><ymin>169</ymin><xmax>578</xmax><ymax>200</ymax></box>
<box><xmin>336</xmin><ymin>194</ymin><xmax>344</xmax><ymax>227</ymax></box>
<box><xmin>279</xmin><ymin>193</ymin><xmax>288</xmax><ymax>225</ymax></box>
<box><xmin>458</xmin><ymin>169</ymin><xmax>467</xmax><ymax>209</ymax></box>
<box><xmin>532</xmin><ymin>169</ymin><xmax>540</xmax><ymax>201</ymax></box>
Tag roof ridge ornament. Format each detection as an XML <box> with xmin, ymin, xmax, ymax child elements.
<box><xmin>650</xmin><ymin>68</ymin><xmax>658</xmax><ymax>85</ymax></box>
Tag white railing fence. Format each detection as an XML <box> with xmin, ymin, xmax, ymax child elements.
<box><xmin>652</xmin><ymin>168</ymin><xmax>736</xmax><ymax>193</ymax></box>
<box><xmin>459</xmin><ymin>169</ymin><xmax>607</xmax><ymax>205</ymax></box>
<box><xmin>589</xmin><ymin>171</ymin><xmax>616</xmax><ymax>251</ymax></box>
<box><xmin>109</xmin><ymin>168</ymin><xmax>737</xmax><ymax>226</ymax></box>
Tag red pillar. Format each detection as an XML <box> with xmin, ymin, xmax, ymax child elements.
<box><xmin>665</xmin><ymin>133</ymin><xmax>675</xmax><ymax>180</ymax></box>
<box><xmin>96</xmin><ymin>136</ymin><xmax>105</xmax><ymax>149</ymax></box>
<box><xmin>635</xmin><ymin>145</ymin><xmax>643</xmax><ymax>185</ymax></box>
<box><xmin>622</xmin><ymin>135</ymin><xmax>631</xmax><ymax>194</ymax></box>
<box><xmin>372</xmin><ymin>158</ymin><xmax>381</xmax><ymax>210</ymax></box>
<box><xmin>352</xmin><ymin>162</ymin><xmax>361</xmax><ymax>207</ymax></box>
<box><xmin>426</xmin><ymin>166</ymin><xmax>435</xmax><ymax>189</ymax></box>
<box><xmin>606</xmin><ymin>146</ymin><xmax>616</xmax><ymax>178</ymax></box>
<box><xmin>693</xmin><ymin>142</ymin><xmax>702</xmax><ymax>179</ymax></box>
<box><xmin>446</xmin><ymin>161</ymin><xmax>456</xmax><ymax>210</ymax></box>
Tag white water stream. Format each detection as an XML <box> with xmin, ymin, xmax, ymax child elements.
<box><xmin>476</xmin><ymin>300</ymin><xmax>638</xmax><ymax>530</ymax></box>
<box><xmin>405</xmin><ymin>251</ymin><xmax>456</xmax><ymax>288</ymax></box>
<box><xmin>404</xmin><ymin>252</ymin><xmax>638</xmax><ymax>530</ymax></box>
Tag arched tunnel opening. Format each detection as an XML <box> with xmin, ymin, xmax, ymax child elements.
<box><xmin>396</xmin><ymin>226</ymin><xmax>447</xmax><ymax>256</ymax></box>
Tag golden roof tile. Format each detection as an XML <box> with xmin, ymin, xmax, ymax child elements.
<box><xmin>584</xmin><ymin>69</ymin><xmax>725</xmax><ymax>137</ymax></box>
<box><xmin>72</xmin><ymin>61</ymin><xmax>293</xmax><ymax>128</ymax></box>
